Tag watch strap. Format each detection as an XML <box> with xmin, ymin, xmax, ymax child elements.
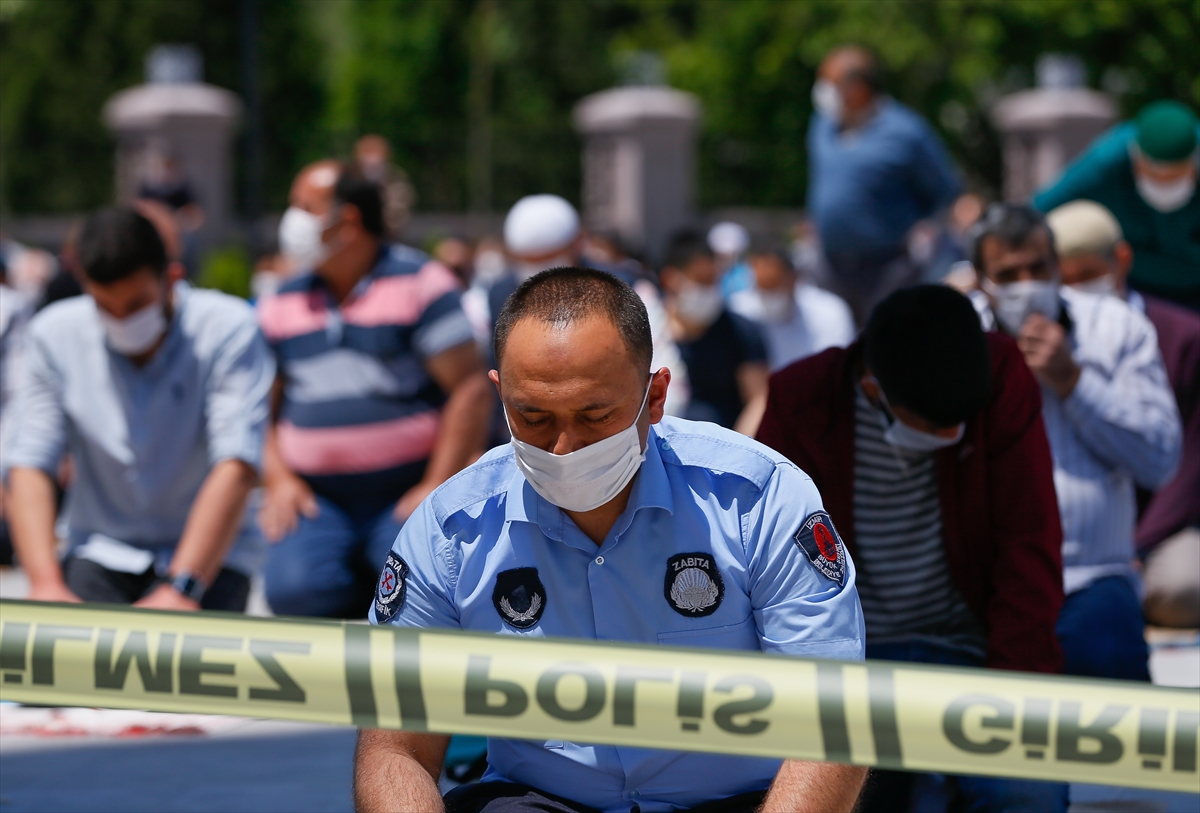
<box><xmin>168</xmin><ymin>571</ymin><xmax>206</xmax><ymax>602</ymax></box>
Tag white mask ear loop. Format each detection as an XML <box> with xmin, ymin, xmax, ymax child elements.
<box><xmin>865</xmin><ymin>377</ymin><xmax>913</xmax><ymax>468</ymax></box>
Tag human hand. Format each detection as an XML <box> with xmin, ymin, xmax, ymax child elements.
<box><xmin>258</xmin><ymin>473</ymin><xmax>319</xmax><ymax>543</ymax></box>
<box><xmin>26</xmin><ymin>580</ymin><xmax>83</xmax><ymax>604</ymax></box>
<box><xmin>394</xmin><ymin>479</ymin><xmax>438</xmax><ymax>522</ymax></box>
<box><xmin>133</xmin><ymin>583</ymin><xmax>201</xmax><ymax>612</ymax></box>
<box><xmin>1017</xmin><ymin>313</ymin><xmax>1081</xmax><ymax>399</ymax></box>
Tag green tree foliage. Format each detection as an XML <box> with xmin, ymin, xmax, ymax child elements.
<box><xmin>0</xmin><ymin>0</ymin><xmax>323</xmax><ymax>214</ymax></box>
<box><xmin>2</xmin><ymin>0</ymin><xmax>1196</xmax><ymax>215</ymax></box>
<box><xmin>626</xmin><ymin>0</ymin><xmax>1200</xmax><ymax>205</ymax></box>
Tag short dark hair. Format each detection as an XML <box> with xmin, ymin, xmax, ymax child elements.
<box><xmin>76</xmin><ymin>207</ymin><xmax>168</xmax><ymax>284</ymax></box>
<box><xmin>334</xmin><ymin>168</ymin><xmax>385</xmax><ymax>237</ymax></box>
<box><xmin>664</xmin><ymin>229</ymin><xmax>713</xmax><ymax>271</ymax></box>
<box><xmin>494</xmin><ymin>267</ymin><xmax>653</xmax><ymax>373</ymax></box>
<box><xmin>863</xmin><ymin>285</ymin><xmax>990</xmax><ymax>427</ymax></box>
<box><xmin>748</xmin><ymin>238</ymin><xmax>795</xmax><ymax>272</ymax></box>
<box><xmin>968</xmin><ymin>203</ymin><xmax>1054</xmax><ymax>271</ymax></box>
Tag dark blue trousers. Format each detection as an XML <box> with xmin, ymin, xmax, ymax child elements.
<box><xmin>1056</xmin><ymin>575</ymin><xmax>1151</xmax><ymax>681</ymax></box>
<box><xmin>858</xmin><ymin>641</ymin><xmax>1070</xmax><ymax>813</ymax></box>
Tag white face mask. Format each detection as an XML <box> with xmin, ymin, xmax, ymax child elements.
<box><xmin>675</xmin><ymin>280</ymin><xmax>723</xmax><ymax>327</ymax></box>
<box><xmin>884</xmin><ymin>417</ymin><xmax>964</xmax><ymax>452</ymax></box>
<box><xmin>1070</xmin><ymin>275</ymin><xmax>1118</xmax><ymax>298</ymax></box>
<box><xmin>812</xmin><ymin>79</ymin><xmax>843</xmax><ymax>122</ymax></box>
<box><xmin>98</xmin><ymin>299</ymin><xmax>168</xmax><ymax>356</ymax></box>
<box><xmin>979</xmin><ymin>277</ymin><xmax>1061</xmax><ymax>335</ymax></box>
<box><xmin>279</xmin><ymin>206</ymin><xmax>332</xmax><ymax>272</ymax></box>
<box><xmin>870</xmin><ymin>380</ymin><xmax>964</xmax><ymax>452</ymax></box>
<box><xmin>1135</xmin><ymin>174</ymin><xmax>1195</xmax><ymax>213</ymax></box>
<box><xmin>757</xmin><ymin>289</ymin><xmax>794</xmax><ymax>323</ymax></box>
<box><xmin>506</xmin><ymin>379</ymin><xmax>652</xmax><ymax>513</ymax></box>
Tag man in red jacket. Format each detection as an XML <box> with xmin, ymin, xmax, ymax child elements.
<box><xmin>758</xmin><ymin>285</ymin><xmax>1066</xmax><ymax>813</ymax></box>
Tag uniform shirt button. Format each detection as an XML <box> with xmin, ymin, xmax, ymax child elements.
<box><xmin>595</xmin><ymin>556</ymin><xmax>605</xmax><ymax>565</ymax></box>
<box><xmin>630</xmin><ymin>789</ymin><xmax>640</xmax><ymax>798</ymax></box>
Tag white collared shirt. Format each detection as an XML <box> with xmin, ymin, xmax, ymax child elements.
<box><xmin>970</xmin><ymin>287</ymin><xmax>1182</xmax><ymax>594</ymax></box>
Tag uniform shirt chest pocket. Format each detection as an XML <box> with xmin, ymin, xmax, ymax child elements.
<box><xmin>656</xmin><ymin>615</ymin><xmax>758</xmax><ymax>650</ymax></box>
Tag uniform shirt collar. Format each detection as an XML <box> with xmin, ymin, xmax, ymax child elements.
<box><xmin>503</xmin><ymin>424</ymin><xmax>675</xmax><ymax>542</ymax></box>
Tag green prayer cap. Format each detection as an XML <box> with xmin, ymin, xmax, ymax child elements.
<box><xmin>1136</xmin><ymin>101</ymin><xmax>1198</xmax><ymax>163</ymax></box>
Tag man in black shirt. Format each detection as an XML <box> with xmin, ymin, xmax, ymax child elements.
<box><xmin>660</xmin><ymin>230</ymin><xmax>769</xmax><ymax>434</ymax></box>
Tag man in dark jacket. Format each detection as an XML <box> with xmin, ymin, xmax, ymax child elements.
<box><xmin>758</xmin><ymin>285</ymin><xmax>1066</xmax><ymax>813</ymax></box>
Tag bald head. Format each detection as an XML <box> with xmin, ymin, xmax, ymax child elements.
<box><xmin>820</xmin><ymin>46</ymin><xmax>882</xmax><ymax>95</ymax></box>
<box><xmin>290</xmin><ymin>160</ymin><xmax>341</xmax><ymax>215</ymax></box>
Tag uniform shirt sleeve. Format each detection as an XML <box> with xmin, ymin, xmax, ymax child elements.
<box><xmin>1062</xmin><ymin>307</ymin><xmax>1182</xmax><ymax>490</ymax></box>
<box><xmin>369</xmin><ymin>496</ymin><xmax>461</xmax><ymax>629</ymax></box>
<box><xmin>410</xmin><ymin>261</ymin><xmax>475</xmax><ymax>360</ymax></box>
<box><xmin>744</xmin><ymin>461</ymin><xmax>865</xmax><ymax>660</ymax></box>
<box><xmin>0</xmin><ymin>326</ymin><xmax>67</xmax><ymax>481</ymax></box>
<box><xmin>205</xmin><ymin>313</ymin><xmax>276</xmax><ymax>473</ymax></box>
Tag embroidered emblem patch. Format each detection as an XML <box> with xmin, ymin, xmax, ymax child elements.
<box><xmin>793</xmin><ymin>511</ymin><xmax>847</xmax><ymax>587</ymax></box>
<box><xmin>374</xmin><ymin>552</ymin><xmax>409</xmax><ymax>623</ymax></box>
<box><xmin>492</xmin><ymin>567</ymin><xmax>547</xmax><ymax>630</ymax></box>
<box><xmin>664</xmin><ymin>552</ymin><xmax>725</xmax><ymax>618</ymax></box>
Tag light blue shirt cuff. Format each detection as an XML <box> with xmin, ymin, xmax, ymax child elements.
<box><xmin>1060</xmin><ymin>365</ymin><xmax>1107</xmax><ymax>429</ymax></box>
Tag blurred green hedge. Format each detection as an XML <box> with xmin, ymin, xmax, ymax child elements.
<box><xmin>2</xmin><ymin>0</ymin><xmax>1197</xmax><ymax>215</ymax></box>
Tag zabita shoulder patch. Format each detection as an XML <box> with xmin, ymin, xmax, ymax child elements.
<box><xmin>664</xmin><ymin>552</ymin><xmax>725</xmax><ymax>617</ymax></box>
<box><xmin>492</xmin><ymin>567</ymin><xmax>547</xmax><ymax>630</ymax></box>
<box><xmin>793</xmin><ymin>511</ymin><xmax>847</xmax><ymax>587</ymax></box>
<box><xmin>374</xmin><ymin>552</ymin><xmax>409</xmax><ymax>623</ymax></box>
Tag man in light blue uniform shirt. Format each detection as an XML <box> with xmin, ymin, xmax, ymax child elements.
<box><xmin>357</xmin><ymin>267</ymin><xmax>866</xmax><ymax>813</ymax></box>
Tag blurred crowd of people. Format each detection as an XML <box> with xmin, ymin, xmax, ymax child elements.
<box><xmin>0</xmin><ymin>43</ymin><xmax>1197</xmax><ymax>813</ymax></box>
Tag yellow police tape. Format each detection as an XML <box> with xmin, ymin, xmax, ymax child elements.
<box><xmin>1</xmin><ymin>600</ymin><xmax>1197</xmax><ymax>793</ymax></box>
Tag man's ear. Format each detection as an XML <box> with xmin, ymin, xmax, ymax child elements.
<box><xmin>166</xmin><ymin>261</ymin><xmax>186</xmax><ymax>285</ymax></box>
<box><xmin>859</xmin><ymin>371</ymin><xmax>881</xmax><ymax>402</ymax></box>
<box><xmin>488</xmin><ymin>369</ymin><xmax>502</xmax><ymax>393</ymax></box>
<box><xmin>647</xmin><ymin>367</ymin><xmax>672</xmax><ymax>425</ymax></box>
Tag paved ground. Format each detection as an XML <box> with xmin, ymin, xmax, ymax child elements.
<box><xmin>2</xmin><ymin>566</ymin><xmax>1198</xmax><ymax>812</ymax></box>
<box><xmin>0</xmin><ymin>715</ymin><xmax>357</xmax><ymax>813</ymax></box>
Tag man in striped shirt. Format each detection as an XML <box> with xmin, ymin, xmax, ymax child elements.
<box><xmin>759</xmin><ymin>285</ymin><xmax>1067</xmax><ymax>813</ymax></box>
<box><xmin>257</xmin><ymin>162</ymin><xmax>493</xmax><ymax>618</ymax></box>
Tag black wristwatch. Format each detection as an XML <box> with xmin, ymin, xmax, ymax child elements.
<box><xmin>167</xmin><ymin>570</ymin><xmax>207</xmax><ymax>602</ymax></box>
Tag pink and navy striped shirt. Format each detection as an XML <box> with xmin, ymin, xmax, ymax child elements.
<box><xmin>258</xmin><ymin>245</ymin><xmax>473</xmax><ymax>508</ymax></box>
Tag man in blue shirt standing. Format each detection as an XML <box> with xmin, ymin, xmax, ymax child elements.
<box><xmin>356</xmin><ymin>268</ymin><xmax>866</xmax><ymax>813</ymax></box>
<box><xmin>807</xmin><ymin>46</ymin><xmax>961</xmax><ymax>325</ymax></box>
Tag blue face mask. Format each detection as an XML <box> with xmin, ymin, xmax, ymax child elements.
<box><xmin>869</xmin><ymin>379</ymin><xmax>965</xmax><ymax>453</ymax></box>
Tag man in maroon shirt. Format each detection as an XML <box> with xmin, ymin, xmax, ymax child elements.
<box><xmin>758</xmin><ymin>285</ymin><xmax>1065</xmax><ymax>813</ymax></box>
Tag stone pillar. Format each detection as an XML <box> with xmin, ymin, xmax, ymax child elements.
<box><xmin>102</xmin><ymin>45</ymin><xmax>242</xmax><ymax>246</ymax></box>
<box><xmin>573</xmin><ymin>86</ymin><xmax>701</xmax><ymax>264</ymax></box>
<box><xmin>991</xmin><ymin>55</ymin><xmax>1118</xmax><ymax>202</ymax></box>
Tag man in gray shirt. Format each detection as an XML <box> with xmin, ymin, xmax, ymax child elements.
<box><xmin>3</xmin><ymin>208</ymin><xmax>274</xmax><ymax>611</ymax></box>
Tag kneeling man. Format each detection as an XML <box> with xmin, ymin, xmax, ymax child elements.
<box><xmin>355</xmin><ymin>267</ymin><xmax>867</xmax><ymax>813</ymax></box>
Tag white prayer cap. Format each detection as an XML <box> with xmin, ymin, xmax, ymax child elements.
<box><xmin>707</xmin><ymin>221</ymin><xmax>749</xmax><ymax>256</ymax></box>
<box><xmin>1046</xmin><ymin>200</ymin><xmax>1124</xmax><ymax>259</ymax></box>
<box><xmin>504</xmin><ymin>195</ymin><xmax>580</xmax><ymax>257</ymax></box>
